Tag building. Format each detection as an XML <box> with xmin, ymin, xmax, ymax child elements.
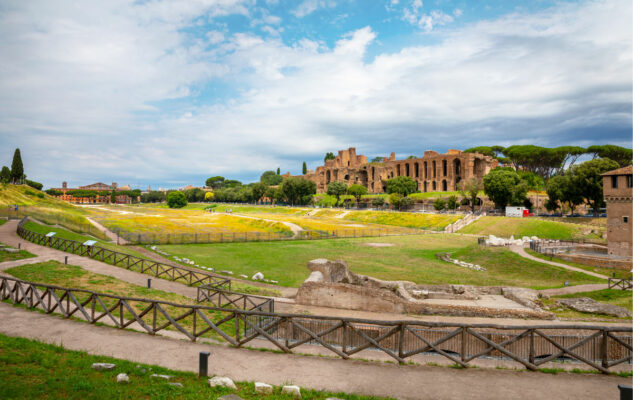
<box><xmin>300</xmin><ymin>147</ymin><xmax>498</xmax><ymax>194</ymax></box>
<box><xmin>50</xmin><ymin>181</ymin><xmax>138</xmax><ymax>204</ymax></box>
<box><xmin>601</xmin><ymin>165</ymin><xmax>633</xmax><ymax>257</ymax></box>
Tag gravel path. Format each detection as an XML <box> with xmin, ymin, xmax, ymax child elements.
<box><xmin>509</xmin><ymin>244</ymin><xmax>610</xmax><ymax>280</ymax></box>
<box><xmin>0</xmin><ymin>302</ymin><xmax>627</xmax><ymax>400</ymax></box>
<box><xmin>86</xmin><ymin>217</ymin><xmax>129</xmax><ymax>244</ymax></box>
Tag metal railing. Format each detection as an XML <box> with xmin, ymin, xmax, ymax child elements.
<box><xmin>1</xmin><ymin>275</ymin><xmax>630</xmax><ymax>373</ymax></box>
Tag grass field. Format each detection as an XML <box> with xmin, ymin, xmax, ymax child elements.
<box><xmin>157</xmin><ymin>235</ymin><xmax>603</xmax><ymax>289</ymax></box>
<box><xmin>459</xmin><ymin>216</ymin><xmax>604</xmax><ymax>240</ymax></box>
<box><xmin>544</xmin><ymin>289</ymin><xmax>632</xmax><ymax>320</ymax></box>
<box><xmin>0</xmin><ymin>244</ymin><xmax>35</xmax><ymax>262</ymax></box>
<box><xmin>524</xmin><ymin>249</ymin><xmax>631</xmax><ymax>280</ymax></box>
<box><xmin>0</xmin><ymin>219</ymin><xmax>6</xmax><ymax>226</ymax></box>
<box><xmin>0</xmin><ymin>334</ymin><xmax>389</xmax><ymax>400</ymax></box>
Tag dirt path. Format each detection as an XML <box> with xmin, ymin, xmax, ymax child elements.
<box><xmin>509</xmin><ymin>244</ymin><xmax>610</xmax><ymax>280</ymax></box>
<box><xmin>0</xmin><ymin>303</ymin><xmax>627</xmax><ymax>400</ymax></box>
<box><xmin>539</xmin><ymin>284</ymin><xmax>610</xmax><ymax>296</ymax></box>
<box><xmin>86</xmin><ymin>217</ymin><xmax>128</xmax><ymax>244</ymax></box>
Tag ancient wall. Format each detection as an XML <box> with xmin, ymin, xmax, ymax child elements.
<box><xmin>602</xmin><ymin>167</ymin><xmax>633</xmax><ymax>258</ymax></box>
<box><xmin>301</xmin><ymin>147</ymin><xmax>497</xmax><ymax>194</ymax></box>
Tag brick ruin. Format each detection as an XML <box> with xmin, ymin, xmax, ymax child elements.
<box><xmin>300</xmin><ymin>147</ymin><xmax>498</xmax><ymax>194</ymax></box>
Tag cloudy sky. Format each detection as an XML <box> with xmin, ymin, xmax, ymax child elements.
<box><xmin>0</xmin><ymin>0</ymin><xmax>630</xmax><ymax>189</ymax></box>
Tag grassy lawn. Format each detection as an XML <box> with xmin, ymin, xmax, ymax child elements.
<box><xmin>0</xmin><ymin>219</ymin><xmax>6</xmax><ymax>226</ymax></box>
<box><xmin>158</xmin><ymin>234</ymin><xmax>603</xmax><ymax>289</ymax></box>
<box><xmin>524</xmin><ymin>249</ymin><xmax>631</xmax><ymax>280</ymax></box>
<box><xmin>459</xmin><ymin>216</ymin><xmax>603</xmax><ymax>240</ymax></box>
<box><xmin>543</xmin><ymin>289</ymin><xmax>632</xmax><ymax>321</ymax></box>
<box><xmin>341</xmin><ymin>210</ymin><xmax>461</xmax><ymax>231</ymax></box>
<box><xmin>23</xmin><ymin>221</ymin><xmax>147</xmax><ymax>259</ymax></box>
<box><xmin>0</xmin><ymin>334</ymin><xmax>389</xmax><ymax>400</ymax></box>
<box><xmin>0</xmin><ymin>243</ymin><xmax>35</xmax><ymax>262</ymax></box>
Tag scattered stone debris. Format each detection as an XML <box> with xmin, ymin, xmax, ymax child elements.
<box><xmin>220</xmin><ymin>270</ymin><xmax>234</xmax><ymax>275</ymax></box>
<box><xmin>150</xmin><ymin>374</ymin><xmax>172</xmax><ymax>380</ymax></box>
<box><xmin>209</xmin><ymin>376</ymin><xmax>237</xmax><ymax>390</ymax></box>
<box><xmin>436</xmin><ymin>253</ymin><xmax>486</xmax><ymax>271</ymax></box>
<box><xmin>556</xmin><ymin>297</ymin><xmax>632</xmax><ymax>318</ymax></box>
<box><xmin>217</xmin><ymin>395</ymin><xmax>243</xmax><ymax>400</ymax></box>
<box><xmin>281</xmin><ymin>385</ymin><xmax>302</xmax><ymax>398</ymax></box>
<box><xmin>91</xmin><ymin>363</ymin><xmax>116</xmax><ymax>371</ymax></box>
<box><xmin>252</xmin><ymin>272</ymin><xmax>264</xmax><ymax>281</ymax></box>
<box><xmin>167</xmin><ymin>382</ymin><xmax>183</xmax><ymax>388</ymax></box>
<box><xmin>116</xmin><ymin>373</ymin><xmax>129</xmax><ymax>383</ymax></box>
<box><xmin>255</xmin><ymin>382</ymin><xmax>273</xmax><ymax>394</ymax></box>
<box><xmin>485</xmin><ymin>235</ymin><xmax>541</xmax><ymax>246</ymax></box>
<box><xmin>238</xmin><ymin>274</ymin><xmax>248</xmax><ymax>279</ymax></box>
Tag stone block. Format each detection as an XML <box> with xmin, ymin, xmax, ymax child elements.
<box><xmin>209</xmin><ymin>376</ymin><xmax>237</xmax><ymax>390</ymax></box>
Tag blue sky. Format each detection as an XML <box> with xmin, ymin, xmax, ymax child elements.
<box><xmin>0</xmin><ymin>0</ymin><xmax>631</xmax><ymax>189</ymax></box>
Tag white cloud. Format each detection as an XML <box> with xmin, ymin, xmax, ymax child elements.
<box><xmin>0</xmin><ymin>0</ymin><xmax>630</xmax><ymax>187</ymax></box>
<box><xmin>292</xmin><ymin>0</ymin><xmax>338</xmax><ymax>18</ymax></box>
<box><xmin>403</xmin><ymin>0</ymin><xmax>456</xmax><ymax>32</ymax></box>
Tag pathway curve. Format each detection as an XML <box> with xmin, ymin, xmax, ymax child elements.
<box><xmin>218</xmin><ymin>212</ymin><xmax>304</xmax><ymax>237</ymax></box>
<box><xmin>509</xmin><ymin>244</ymin><xmax>610</xmax><ymax>280</ymax></box>
<box><xmin>86</xmin><ymin>217</ymin><xmax>129</xmax><ymax>244</ymax></box>
<box><xmin>0</xmin><ymin>303</ymin><xmax>628</xmax><ymax>400</ymax></box>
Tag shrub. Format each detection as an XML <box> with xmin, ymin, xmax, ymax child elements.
<box><xmin>166</xmin><ymin>191</ymin><xmax>187</xmax><ymax>208</ymax></box>
<box><xmin>25</xmin><ymin>179</ymin><xmax>43</xmax><ymax>190</ymax></box>
<box><xmin>372</xmin><ymin>197</ymin><xmax>385</xmax><ymax>207</ymax></box>
<box><xmin>433</xmin><ymin>198</ymin><xmax>446</xmax><ymax>211</ymax></box>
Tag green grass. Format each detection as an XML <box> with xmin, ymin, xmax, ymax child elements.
<box><xmin>0</xmin><ymin>333</ymin><xmax>391</xmax><ymax>400</ymax></box>
<box><xmin>159</xmin><ymin>235</ymin><xmax>604</xmax><ymax>289</ymax></box>
<box><xmin>23</xmin><ymin>220</ymin><xmax>147</xmax><ymax>259</ymax></box>
<box><xmin>0</xmin><ymin>219</ymin><xmax>6</xmax><ymax>226</ymax></box>
<box><xmin>0</xmin><ymin>243</ymin><xmax>35</xmax><ymax>262</ymax></box>
<box><xmin>459</xmin><ymin>216</ymin><xmax>603</xmax><ymax>240</ymax></box>
<box><xmin>543</xmin><ymin>289</ymin><xmax>632</xmax><ymax>320</ymax></box>
<box><xmin>342</xmin><ymin>210</ymin><xmax>461</xmax><ymax>230</ymax></box>
<box><xmin>524</xmin><ymin>249</ymin><xmax>631</xmax><ymax>279</ymax></box>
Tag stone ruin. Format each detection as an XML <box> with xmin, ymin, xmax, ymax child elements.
<box><xmin>295</xmin><ymin>259</ymin><xmax>554</xmax><ymax>319</ymax></box>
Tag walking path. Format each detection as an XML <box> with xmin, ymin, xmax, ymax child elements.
<box><xmin>0</xmin><ymin>303</ymin><xmax>627</xmax><ymax>400</ymax></box>
<box><xmin>86</xmin><ymin>217</ymin><xmax>128</xmax><ymax>244</ymax></box>
<box><xmin>509</xmin><ymin>244</ymin><xmax>610</xmax><ymax>280</ymax></box>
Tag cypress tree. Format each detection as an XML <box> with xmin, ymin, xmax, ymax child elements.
<box><xmin>10</xmin><ymin>148</ymin><xmax>23</xmax><ymax>184</ymax></box>
<box><xmin>302</xmin><ymin>161</ymin><xmax>307</xmax><ymax>174</ymax></box>
<box><xmin>276</xmin><ymin>167</ymin><xmax>280</xmax><ymax>175</ymax></box>
<box><xmin>0</xmin><ymin>166</ymin><xmax>10</xmax><ymax>183</ymax></box>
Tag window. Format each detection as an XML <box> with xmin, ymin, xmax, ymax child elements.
<box><xmin>628</xmin><ymin>175</ymin><xmax>632</xmax><ymax>188</ymax></box>
<box><xmin>612</xmin><ymin>175</ymin><xmax>618</xmax><ymax>189</ymax></box>
<box><xmin>624</xmin><ymin>216</ymin><xmax>629</xmax><ymax>224</ymax></box>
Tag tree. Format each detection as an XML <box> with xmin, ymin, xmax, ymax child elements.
<box><xmin>324</xmin><ymin>152</ymin><xmax>335</xmax><ymax>162</ymax></box>
<box><xmin>399</xmin><ymin>196</ymin><xmax>414</xmax><ymax>211</ymax></box>
<box><xmin>204</xmin><ymin>192</ymin><xmax>214</xmax><ymax>202</ymax></box>
<box><xmin>370</xmin><ymin>156</ymin><xmax>384</xmax><ymax>163</ymax></box>
<box><xmin>205</xmin><ymin>176</ymin><xmax>225</xmax><ymax>189</ymax></box>
<box><xmin>279</xmin><ymin>177</ymin><xmax>316</xmax><ymax>205</ymax></box>
<box><xmin>586</xmin><ymin>145</ymin><xmax>632</xmax><ymax>167</ymax></box>
<box><xmin>388</xmin><ymin>193</ymin><xmax>402</xmax><ymax>209</ymax></box>
<box><xmin>250</xmin><ymin>182</ymin><xmax>267</xmax><ymax>203</ymax></box>
<box><xmin>326</xmin><ymin>181</ymin><xmax>348</xmax><ymax>205</ymax></box>
<box><xmin>0</xmin><ymin>166</ymin><xmax>10</xmax><ymax>183</ymax></box>
<box><xmin>166</xmin><ymin>191</ymin><xmax>187</xmax><ymax>208</ymax></box>
<box><xmin>10</xmin><ymin>148</ymin><xmax>24</xmax><ymax>184</ymax></box>
<box><xmin>25</xmin><ymin>179</ymin><xmax>43</xmax><ymax>190</ymax></box>
<box><xmin>517</xmin><ymin>171</ymin><xmax>544</xmax><ymax>191</ymax></box>
<box><xmin>568</xmin><ymin>158</ymin><xmax>619</xmax><ymax>215</ymax></box>
<box><xmin>545</xmin><ymin>175</ymin><xmax>583</xmax><ymax>214</ymax></box>
<box><xmin>386</xmin><ymin>176</ymin><xmax>417</xmax><ymax>196</ymax></box>
<box><xmin>458</xmin><ymin>177</ymin><xmax>483</xmax><ymax>212</ymax></box>
<box><xmin>264</xmin><ymin>186</ymin><xmax>277</xmax><ymax>202</ymax></box>
<box><xmin>110</xmin><ymin>190</ymin><xmax>116</xmax><ymax>204</ymax></box>
<box><xmin>347</xmin><ymin>184</ymin><xmax>368</xmax><ymax>206</ymax></box>
<box><xmin>184</xmin><ymin>188</ymin><xmax>205</xmax><ymax>202</ymax></box>
<box><xmin>371</xmin><ymin>197</ymin><xmax>385</xmax><ymax>208</ymax></box>
<box><xmin>276</xmin><ymin>167</ymin><xmax>280</xmax><ymax>175</ymax></box>
<box><xmin>302</xmin><ymin>162</ymin><xmax>307</xmax><ymax>174</ymax></box>
<box><xmin>433</xmin><ymin>198</ymin><xmax>446</xmax><ymax>211</ymax></box>
<box><xmin>141</xmin><ymin>191</ymin><xmax>166</xmax><ymax>203</ymax></box>
<box><xmin>483</xmin><ymin>168</ymin><xmax>528</xmax><ymax>209</ymax></box>
<box><xmin>447</xmin><ymin>195</ymin><xmax>458</xmax><ymax>210</ymax></box>
<box><xmin>261</xmin><ymin>170</ymin><xmax>283</xmax><ymax>186</ymax></box>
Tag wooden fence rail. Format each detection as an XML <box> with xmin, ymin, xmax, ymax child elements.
<box><xmin>608</xmin><ymin>278</ymin><xmax>633</xmax><ymax>290</ymax></box>
<box><xmin>1</xmin><ymin>276</ymin><xmax>631</xmax><ymax>373</ymax></box>
<box><xmin>197</xmin><ymin>283</ymin><xmax>274</xmax><ymax>313</ymax></box>
<box><xmin>17</xmin><ymin>217</ymin><xmax>231</xmax><ymax>290</ymax></box>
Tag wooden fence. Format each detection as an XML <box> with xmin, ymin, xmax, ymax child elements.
<box><xmin>197</xmin><ymin>283</ymin><xmax>275</xmax><ymax>313</ymax></box>
<box><xmin>17</xmin><ymin>218</ymin><xmax>231</xmax><ymax>290</ymax></box>
<box><xmin>1</xmin><ymin>276</ymin><xmax>631</xmax><ymax>373</ymax></box>
<box><xmin>608</xmin><ymin>278</ymin><xmax>633</xmax><ymax>290</ymax></box>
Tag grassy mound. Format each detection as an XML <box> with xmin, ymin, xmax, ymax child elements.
<box><xmin>459</xmin><ymin>216</ymin><xmax>603</xmax><ymax>240</ymax></box>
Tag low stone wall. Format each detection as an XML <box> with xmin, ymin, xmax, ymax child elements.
<box><xmin>557</xmin><ymin>253</ymin><xmax>632</xmax><ymax>270</ymax></box>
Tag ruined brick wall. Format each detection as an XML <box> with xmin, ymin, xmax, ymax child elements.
<box><xmin>602</xmin><ymin>167</ymin><xmax>633</xmax><ymax>257</ymax></box>
<box><xmin>301</xmin><ymin>147</ymin><xmax>497</xmax><ymax>194</ymax></box>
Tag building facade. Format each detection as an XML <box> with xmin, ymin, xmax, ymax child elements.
<box><xmin>301</xmin><ymin>147</ymin><xmax>498</xmax><ymax>194</ymax></box>
<box><xmin>602</xmin><ymin>166</ymin><xmax>633</xmax><ymax>258</ymax></box>
<box><xmin>50</xmin><ymin>182</ymin><xmax>137</xmax><ymax>204</ymax></box>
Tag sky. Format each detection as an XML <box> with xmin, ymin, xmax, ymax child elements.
<box><xmin>0</xmin><ymin>0</ymin><xmax>631</xmax><ymax>189</ymax></box>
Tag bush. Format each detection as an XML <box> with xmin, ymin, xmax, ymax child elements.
<box><xmin>433</xmin><ymin>198</ymin><xmax>446</xmax><ymax>211</ymax></box>
<box><xmin>399</xmin><ymin>196</ymin><xmax>414</xmax><ymax>210</ymax></box>
<box><xmin>25</xmin><ymin>179</ymin><xmax>43</xmax><ymax>190</ymax></box>
<box><xmin>166</xmin><ymin>191</ymin><xmax>187</xmax><ymax>208</ymax></box>
<box><xmin>372</xmin><ymin>197</ymin><xmax>385</xmax><ymax>207</ymax></box>
<box><xmin>447</xmin><ymin>195</ymin><xmax>458</xmax><ymax>210</ymax></box>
